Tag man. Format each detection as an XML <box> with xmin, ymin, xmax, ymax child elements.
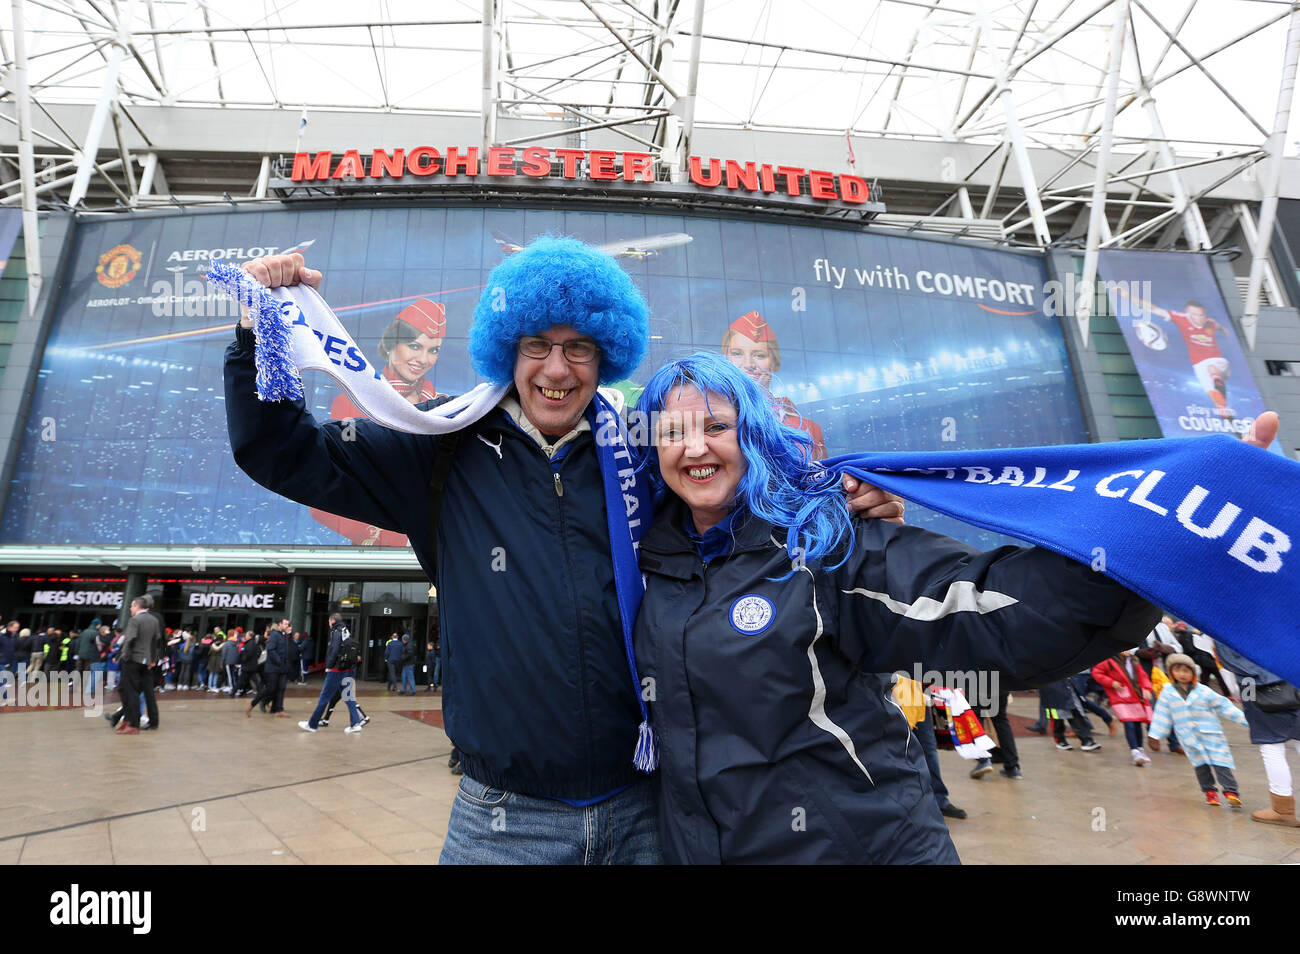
<box><xmin>227</xmin><ymin>242</ymin><xmax>900</xmax><ymax>864</ymax></box>
<box><xmin>75</xmin><ymin>618</ymin><xmax>100</xmax><ymax>685</ymax></box>
<box><xmin>383</xmin><ymin>633</ymin><xmax>402</xmax><ymax>692</ymax></box>
<box><xmin>297</xmin><ymin>631</ymin><xmax>313</xmax><ymax>684</ymax></box>
<box><xmin>237</xmin><ymin>631</ymin><xmax>262</xmax><ymax>697</ymax></box>
<box><xmin>399</xmin><ymin>634</ymin><xmax>417</xmax><ymax>695</ymax></box>
<box><xmin>219</xmin><ymin>633</ymin><xmax>239</xmax><ymax>694</ymax></box>
<box><xmin>116</xmin><ymin>596</ymin><xmax>163</xmax><ymax>734</ymax></box>
<box><xmin>300</xmin><ymin>613</ymin><xmax>365</xmax><ymax>733</ymax></box>
<box><xmin>424</xmin><ymin>640</ymin><xmax>438</xmax><ymax>692</ymax></box>
<box><xmin>247</xmin><ymin>618</ymin><xmax>292</xmax><ymax>717</ymax></box>
<box><xmin>1117</xmin><ymin>288</ymin><xmax>1236</xmax><ymax>421</ymax></box>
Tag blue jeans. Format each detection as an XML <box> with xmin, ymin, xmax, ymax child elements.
<box><xmin>915</xmin><ymin>716</ymin><xmax>952</xmax><ymax>806</ymax></box>
<box><xmin>439</xmin><ymin>775</ymin><xmax>662</xmax><ymax>865</ymax></box>
<box><xmin>400</xmin><ymin>664</ymin><xmax>415</xmax><ymax>693</ymax></box>
<box><xmin>308</xmin><ymin>670</ymin><xmax>361</xmax><ymax>729</ymax></box>
<box><xmin>432</xmin><ymin>658</ymin><xmax>441</xmax><ymax>686</ymax></box>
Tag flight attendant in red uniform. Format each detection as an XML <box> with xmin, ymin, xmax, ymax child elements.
<box><xmin>312</xmin><ymin>298</ymin><xmax>448</xmax><ymax>545</ymax></box>
<box><xmin>720</xmin><ymin>310</ymin><xmax>827</xmax><ymax>460</ymax></box>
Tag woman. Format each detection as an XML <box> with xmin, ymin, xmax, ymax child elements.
<box><xmin>1091</xmin><ymin>651</ymin><xmax>1155</xmax><ymax>767</ymax></box>
<box><xmin>720</xmin><ymin>310</ymin><xmax>827</xmax><ymax>459</ymax></box>
<box><xmin>314</xmin><ymin>297</ymin><xmax>448</xmax><ymax>545</ymax></box>
<box><xmin>328</xmin><ymin>298</ymin><xmax>447</xmax><ymax>418</ymax></box>
<box><xmin>631</xmin><ymin>352</ymin><xmax>1157</xmax><ymax>863</ymax></box>
<box><xmin>1214</xmin><ymin>641</ymin><xmax>1300</xmax><ymax>826</ymax></box>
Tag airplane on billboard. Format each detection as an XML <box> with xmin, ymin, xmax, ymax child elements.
<box><xmin>492</xmin><ymin>230</ymin><xmax>692</xmax><ymax>261</ymax></box>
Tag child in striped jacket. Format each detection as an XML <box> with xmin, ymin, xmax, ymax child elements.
<box><xmin>1149</xmin><ymin>653</ymin><xmax>1250</xmax><ymax>807</ymax></box>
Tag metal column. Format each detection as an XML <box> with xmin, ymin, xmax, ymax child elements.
<box><xmin>1243</xmin><ymin>1</ymin><xmax>1300</xmax><ymax>348</ymax></box>
<box><xmin>1076</xmin><ymin>0</ymin><xmax>1129</xmax><ymax>348</ymax></box>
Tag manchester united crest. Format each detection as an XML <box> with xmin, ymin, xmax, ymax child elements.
<box><xmin>95</xmin><ymin>244</ymin><xmax>143</xmax><ymax>288</ymax></box>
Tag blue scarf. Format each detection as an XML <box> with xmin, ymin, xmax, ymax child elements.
<box><xmin>821</xmin><ymin>438</ymin><xmax>1299</xmax><ymax>687</ymax></box>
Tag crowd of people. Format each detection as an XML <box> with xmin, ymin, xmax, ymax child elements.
<box><xmin>988</xmin><ymin>615</ymin><xmax>1300</xmax><ymax>824</ymax></box>
<box><xmin>0</xmin><ymin>609</ymin><xmax>319</xmax><ymax>715</ymax></box>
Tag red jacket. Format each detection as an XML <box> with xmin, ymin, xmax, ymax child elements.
<box><xmin>1091</xmin><ymin>656</ymin><xmax>1154</xmax><ymax>722</ymax></box>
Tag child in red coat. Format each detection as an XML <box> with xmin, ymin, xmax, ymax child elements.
<box><xmin>1092</xmin><ymin>651</ymin><xmax>1155</xmax><ymax>766</ymax></box>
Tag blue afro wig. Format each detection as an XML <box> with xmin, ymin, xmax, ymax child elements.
<box><xmin>469</xmin><ymin>236</ymin><xmax>650</xmax><ymax>384</ymax></box>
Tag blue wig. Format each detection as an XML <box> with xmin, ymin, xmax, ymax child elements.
<box><xmin>469</xmin><ymin>236</ymin><xmax>650</xmax><ymax>384</ymax></box>
<box><xmin>637</xmin><ymin>351</ymin><xmax>854</xmax><ymax>571</ymax></box>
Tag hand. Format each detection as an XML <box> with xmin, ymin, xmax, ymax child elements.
<box><xmin>1148</xmin><ymin>738</ymin><xmax>1160</xmax><ymax>751</ymax></box>
<box><xmin>1142</xmin><ymin>689</ymin><xmax>1152</xmax><ymax>702</ymax></box>
<box><xmin>1111</xmin><ymin>680</ymin><xmax>1123</xmax><ymax>691</ymax></box>
<box><xmin>238</xmin><ymin>253</ymin><xmax>323</xmax><ymax>328</ymax></box>
<box><xmin>1245</xmin><ymin>411</ymin><xmax>1278</xmax><ymax>450</ymax></box>
<box><xmin>842</xmin><ymin>475</ymin><xmax>905</xmax><ymax>524</ymax></box>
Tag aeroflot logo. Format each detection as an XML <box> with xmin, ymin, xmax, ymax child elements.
<box><xmin>49</xmin><ymin>884</ymin><xmax>151</xmax><ymax>934</ymax></box>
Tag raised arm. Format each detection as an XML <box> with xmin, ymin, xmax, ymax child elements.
<box><xmin>223</xmin><ymin>255</ymin><xmax>439</xmax><ymax>534</ymax></box>
<box><xmin>1113</xmin><ymin>283</ymin><xmax>1171</xmax><ymax>322</ymax></box>
<box><xmin>835</xmin><ymin>521</ymin><xmax>1160</xmax><ymax>686</ymax></box>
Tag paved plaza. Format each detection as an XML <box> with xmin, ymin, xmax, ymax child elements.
<box><xmin>2</xmin><ymin>686</ymin><xmax>1297</xmax><ymax>865</ymax></box>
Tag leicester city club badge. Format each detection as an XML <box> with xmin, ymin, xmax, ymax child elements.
<box><xmin>730</xmin><ymin>594</ymin><xmax>774</xmax><ymax>636</ymax></box>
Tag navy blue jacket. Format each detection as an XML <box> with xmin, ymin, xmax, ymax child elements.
<box><xmin>300</xmin><ymin>635</ymin><xmax>314</xmax><ymax>666</ymax></box>
<box><xmin>384</xmin><ymin>638</ymin><xmax>403</xmax><ymax>664</ymax></box>
<box><xmin>634</xmin><ymin>499</ymin><xmax>1159</xmax><ymax>864</ymax></box>
<box><xmin>324</xmin><ymin>621</ymin><xmax>351</xmax><ymax>671</ymax></box>
<box><xmin>265</xmin><ymin>630</ymin><xmax>289</xmax><ymax>675</ymax></box>
<box><xmin>226</xmin><ymin>327</ymin><xmax>638</xmax><ymax>799</ymax></box>
<box><xmin>0</xmin><ymin>630</ymin><xmax>13</xmax><ymax>666</ymax></box>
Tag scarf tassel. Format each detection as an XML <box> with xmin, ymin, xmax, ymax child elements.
<box><xmin>634</xmin><ymin>720</ymin><xmax>658</xmax><ymax>772</ymax></box>
<box><xmin>206</xmin><ymin>262</ymin><xmax>304</xmax><ymax>402</ymax></box>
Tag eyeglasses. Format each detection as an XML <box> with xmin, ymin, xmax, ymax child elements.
<box><xmin>517</xmin><ymin>336</ymin><xmax>600</xmax><ymax>364</ymax></box>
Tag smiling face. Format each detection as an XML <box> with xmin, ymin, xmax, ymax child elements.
<box><xmin>513</xmin><ymin>324</ymin><xmax>601</xmax><ymax>437</ymax></box>
<box><xmin>389</xmin><ymin>333</ymin><xmax>442</xmax><ymax>385</ymax></box>
<box><xmin>656</xmin><ymin>386</ymin><xmax>747</xmax><ymax>534</ymax></box>
<box><xmin>1186</xmin><ymin>304</ymin><xmax>1209</xmax><ymax>329</ymax></box>
<box><xmin>723</xmin><ymin>332</ymin><xmax>777</xmax><ymax>389</ymax></box>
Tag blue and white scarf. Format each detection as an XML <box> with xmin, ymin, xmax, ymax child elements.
<box><xmin>211</xmin><ymin>264</ymin><xmax>1300</xmax><ymax>745</ymax></box>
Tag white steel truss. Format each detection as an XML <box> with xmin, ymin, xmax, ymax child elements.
<box><xmin>1</xmin><ymin>1</ymin><xmax>1298</xmax><ymax>276</ymax></box>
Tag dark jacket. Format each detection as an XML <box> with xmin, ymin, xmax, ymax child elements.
<box><xmin>264</xmin><ymin>630</ymin><xmax>289</xmax><ymax>675</ymax></box>
<box><xmin>239</xmin><ymin>639</ymin><xmax>261</xmax><ymax>671</ymax></box>
<box><xmin>324</xmin><ymin>620</ymin><xmax>353</xmax><ymax>671</ymax></box>
<box><xmin>1039</xmin><ymin>678</ymin><xmax>1084</xmax><ymax>713</ymax></box>
<box><xmin>0</xmin><ymin>630</ymin><xmax>13</xmax><ymax>666</ymax></box>
<box><xmin>227</xmin><ymin>328</ymin><xmax>638</xmax><ymax>800</ymax></box>
<box><xmin>76</xmin><ymin>626</ymin><xmax>98</xmax><ymax>660</ymax></box>
<box><xmin>384</xmin><ymin>638</ymin><xmax>404</xmax><ymax>664</ymax></box>
<box><xmin>220</xmin><ymin>638</ymin><xmax>240</xmax><ymax>667</ymax></box>
<box><xmin>634</xmin><ymin>499</ymin><xmax>1159</xmax><ymax>864</ymax></box>
<box><xmin>299</xmin><ymin>635</ymin><xmax>315</xmax><ymax>666</ymax></box>
<box><xmin>400</xmin><ymin>641</ymin><xmax>415</xmax><ymax>666</ymax></box>
<box><xmin>14</xmin><ymin>631</ymin><xmax>32</xmax><ymax>661</ymax></box>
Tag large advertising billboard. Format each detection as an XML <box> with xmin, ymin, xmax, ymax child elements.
<box><xmin>4</xmin><ymin>205</ymin><xmax>1088</xmax><ymax>549</ymax></box>
<box><xmin>1098</xmin><ymin>249</ymin><xmax>1271</xmax><ymax>441</ymax></box>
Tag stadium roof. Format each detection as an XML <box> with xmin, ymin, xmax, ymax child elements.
<box><xmin>3</xmin><ymin>0</ymin><xmax>1300</xmax><ymax>324</ymax></box>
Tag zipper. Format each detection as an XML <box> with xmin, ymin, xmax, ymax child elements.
<box><xmin>553</xmin><ymin>471</ymin><xmax>563</xmax><ymax>497</ymax></box>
